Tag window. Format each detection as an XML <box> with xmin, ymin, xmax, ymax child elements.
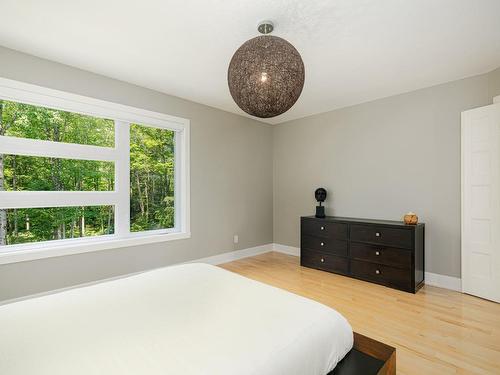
<box><xmin>130</xmin><ymin>124</ymin><xmax>175</xmax><ymax>232</ymax></box>
<box><xmin>0</xmin><ymin>78</ymin><xmax>190</xmax><ymax>263</ymax></box>
<box><xmin>3</xmin><ymin>206</ymin><xmax>115</xmax><ymax>245</ymax></box>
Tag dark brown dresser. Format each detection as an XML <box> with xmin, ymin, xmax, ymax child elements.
<box><xmin>301</xmin><ymin>216</ymin><xmax>425</xmax><ymax>293</ymax></box>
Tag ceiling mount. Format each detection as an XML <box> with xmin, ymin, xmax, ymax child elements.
<box><xmin>257</xmin><ymin>20</ymin><xmax>274</xmax><ymax>34</ymax></box>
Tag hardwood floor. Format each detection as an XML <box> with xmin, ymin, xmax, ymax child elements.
<box><xmin>220</xmin><ymin>252</ymin><xmax>500</xmax><ymax>375</ymax></box>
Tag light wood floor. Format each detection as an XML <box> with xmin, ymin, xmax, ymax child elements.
<box><xmin>221</xmin><ymin>252</ymin><xmax>500</xmax><ymax>375</ymax></box>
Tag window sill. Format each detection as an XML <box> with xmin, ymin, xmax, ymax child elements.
<box><xmin>0</xmin><ymin>232</ymin><xmax>191</xmax><ymax>265</ymax></box>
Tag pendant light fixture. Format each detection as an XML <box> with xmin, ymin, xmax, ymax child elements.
<box><xmin>228</xmin><ymin>21</ymin><xmax>305</xmax><ymax>118</ymax></box>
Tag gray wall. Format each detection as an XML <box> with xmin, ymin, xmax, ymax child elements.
<box><xmin>273</xmin><ymin>73</ymin><xmax>498</xmax><ymax>278</ymax></box>
<box><xmin>0</xmin><ymin>47</ymin><xmax>273</xmax><ymax>301</ymax></box>
<box><xmin>489</xmin><ymin>66</ymin><xmax>500</xmax><ymax>99</ymax></box>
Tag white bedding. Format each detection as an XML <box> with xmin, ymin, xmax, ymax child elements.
<box><xmin>0</xmin><ymin>263</ymin><xmax>353</xmax><ymax>375</ymax></box>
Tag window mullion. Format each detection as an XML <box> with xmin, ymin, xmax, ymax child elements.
<box><xmin>0</xmin><ymin>191</ymin><xmax>118</xmax><ymax>209</ymax></box>
<box><xmin>174</xmin><ymin>131</ymin><xmax>181</xmax><ymax>232</ymax></box>
<box><xmin>114</xmin><ymin>121</ymin><xmax>130</xmax><ymax>237</ymax></box>
<box><xmin>177</xmin><ymin>126</ymin><xmax>190</xmax><ymax>235</ymax></box>
<box><xmin>0</xmin><ymin>135</ymin><xmax>117</xmax><ymax>161</ymax></box>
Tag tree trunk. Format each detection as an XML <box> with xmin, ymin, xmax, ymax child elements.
<box><xmin>107</xmin><ymin>207</ymin><xmax>112</xmax><ymax>234</ymax></box>
<box><xmin>135</xmin><ymin>172</ymin><xmax>145</xmax><ymax>216</ymax></box>
<box><xmin>79</xmin><ymin>208</ymin><xmax>85</xmax><ymax>237</ymax></box>
<box><xmin>49</xmin><ymin>119</ymin><xmax>63</xmax><ymax>191</ymax></box>
<box><xmin>12</xmin><ymin>155</ymin><xmax>18</xmax><ymax>236</ymax></box>
<box><xmin>145</xmin><ymin>172</ymin><xmax>150</xmax><ymax>220</ymax></box>
<box><xmin>99</xmin><ymin>208</ymin><xmax>104</xmax><ymax>233</ymax></box>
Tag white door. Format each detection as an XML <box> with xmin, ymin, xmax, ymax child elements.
<box><xmin>462</xmin><ymin>103</ymin><xmax>500</xmax><ymax>302</ymax></box>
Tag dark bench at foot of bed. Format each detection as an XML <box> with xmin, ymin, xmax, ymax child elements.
<box><xmin>329</xmin><ymin>332</ymin><xmax>396</xmax><ymax>375</ymax></box>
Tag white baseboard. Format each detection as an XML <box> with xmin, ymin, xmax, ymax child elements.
<box><xmin>271</xmin><ymin>243</ymin><xmax>462</xmax><ymax>292</ymax></box>
<box><xmin>272</xmin><ymin>243</ymin><xmax>300</xmax><ymax>256</ymax></box>
<box><xmin>193</xmin><ymin>243</ymin><xmax>273</xmax><ymax>265</ymax></box>
<box><xmin>424</xmin><ymin>272</ymin><xmax>462</xmax><ymax>291</ymax></box>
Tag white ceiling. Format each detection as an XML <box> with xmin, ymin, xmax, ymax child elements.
<box><xmin>0</xmin><ymin>0</ymin><xmax>499</xmax><ymax>124</ymax></box>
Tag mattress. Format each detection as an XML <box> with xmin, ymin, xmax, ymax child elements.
<box><xmin>0</xmin><ymin>263</ymin><xmax>353</xmax><ymax>375</ymax></box>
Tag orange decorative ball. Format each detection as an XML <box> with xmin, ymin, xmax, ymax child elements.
<box><xmin>403</xmin><ymin>212</ymin><xmax>418</xmax><ymax>225</ymax></box>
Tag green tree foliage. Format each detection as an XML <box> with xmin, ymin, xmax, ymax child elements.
<box><xmin>130</xmin><ymin>124</ymin><xmax>175</xmax><ymax>232</ymax></box>
<box><xmin>0</xmin><ymin>100</ymin><xmax>175</xmax><ymax>246</ymax></box>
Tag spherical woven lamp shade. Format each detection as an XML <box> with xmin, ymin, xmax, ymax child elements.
<box><xmin>228</xmin><ymin>35</ymin><xmax>305</xmax><ymax>118</ymax></box>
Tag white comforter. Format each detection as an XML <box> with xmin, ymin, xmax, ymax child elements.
<box><xmin>0</xmin><ymin>263</ymin><xmax>353</xmax><ymax>375</ymax></box>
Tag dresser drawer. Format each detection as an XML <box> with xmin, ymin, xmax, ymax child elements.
<box><xmin>301</xmin><ymin>235</ymin><xmax>348</xmax><ymax>257</ymax></box>
<box><xmin>301</xmin><ymin>250</ymin><xmax>348</xmax><ymax>275</ymax></box>
<box><xmin>302</xmin><ymin>219</ymin><xmax>348</xmax><ymax>239</ymax></box>
<box><xmin>350</xmin><ymin>224</ymin><xmax>413</xmax><ymax>249</ymax></box>
<box><xmin>350</xmin><ymin>242</ymin><xmax>411</xmax><ymax>269</ymax></box>
<box><xmin>351</xmin><ymin>260</ymin><xmax>411</xmax><ymax>290</ymax></box>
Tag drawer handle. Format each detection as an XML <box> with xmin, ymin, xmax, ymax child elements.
<box><xmin>320</xmin><ymin>242</ymin><xmax>324</xmax><ymax>246</ymax></box>
<box><xmin>375</xmin><ymin>251</ymin><xmax>380</xmax><ymax>256</ymax></box>
<box><xmin>375</xmin><ymin>232</ymin><xmax>381</xmax><ymax>237</ymax></box>
<box><xmin>375</xmin><ymin>269</ymin><xmax>381</xmax><ymax>275</ymax></box>
<box><xmin>320</xmin><ymin>226</ymin><xmax>325</xmax><ymax>231</ymax></box>
<box><xmin>320</xmin><ymin>258</ymin><xmax>325</xmax><ymax>263</ymax></box>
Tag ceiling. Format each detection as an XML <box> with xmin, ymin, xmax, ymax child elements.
<box><xmin>0</xmin><ymin>1</ymin><xmax>499</xmax><ymax>124</ymax></box>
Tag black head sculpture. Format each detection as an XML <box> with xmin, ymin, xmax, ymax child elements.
<box><xmin>315</xmin><ymin>188</ymin><xmax>327</xmax><ymax>203</ymax></box>
<box><xmin>314</xmin><ymin>188</ymin><xmax>327</xmax><ymax>218</ymax></box>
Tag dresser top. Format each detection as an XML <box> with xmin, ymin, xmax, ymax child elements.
<box><xmin>302</xmin><ymin>216</ymin><xmax>424</xmax><ymax>227</ymax></box>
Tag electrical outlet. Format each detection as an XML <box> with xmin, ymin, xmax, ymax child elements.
<box><xmin>233</xmin><ymin>235</ymin><xmax>239</xmax><ymax>244</ymax></box>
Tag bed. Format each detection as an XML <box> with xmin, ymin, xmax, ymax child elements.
<box><xmin>0</xmin><ymin>263</ymin><xmax>394</xmax><ymax>374</ymax></box>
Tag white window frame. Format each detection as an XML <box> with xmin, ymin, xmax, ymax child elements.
<box><xmin>0</xmin><ymin>78</ymin><xmax>190</xmax><ymax>265</ymax></box>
